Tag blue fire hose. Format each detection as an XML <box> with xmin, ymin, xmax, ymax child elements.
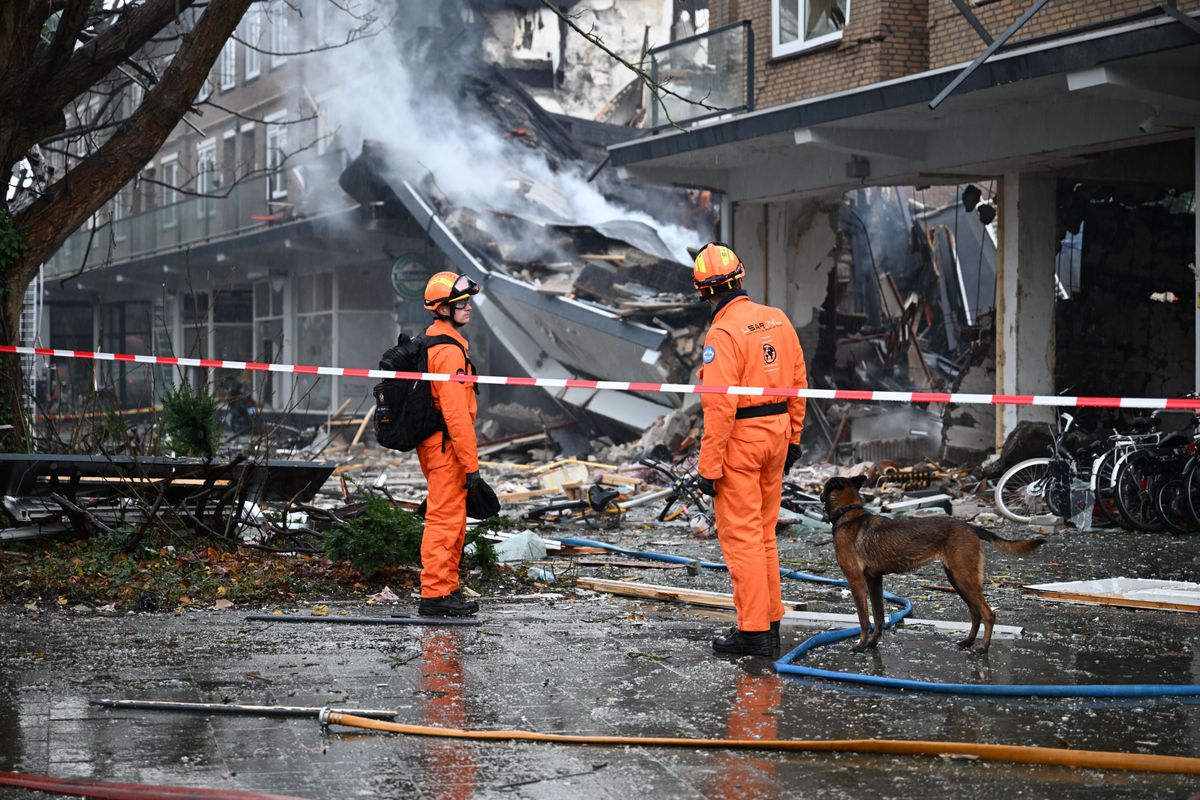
<box><xmin>554</xmin><ymin>536</ymin><xmax>1200</xmax><ymax>698</ymax></box>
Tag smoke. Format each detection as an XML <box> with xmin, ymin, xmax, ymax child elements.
<box><xmin>322</xmin><ymin>5</ymin><xmax>701</xmax><ymax>266</ymax></box>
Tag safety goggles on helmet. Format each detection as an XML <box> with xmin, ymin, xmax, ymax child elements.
<box><xmin>423</xmin><ymin>271</ymin><xmax>481</xmax><ymax>311</ymax></box>
<box><xmin>692</xmin><ymin>241</ymin><xmax>745</xmax><ymax>295</ymax></box>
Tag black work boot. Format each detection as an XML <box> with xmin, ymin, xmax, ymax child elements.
<box><xmin>712</xmin><ymin>627</ymin><xmax>774</xmax><ymax>657</ymax></box>
<box><xmin>418</xmin><ymin>592</ymin><xmax>479</xmax><ymax>617</ymax></box>
<box><xmin>770</xmin><ymin>620</ymin><xmax>781</xmax><ymax>652</ymax></box>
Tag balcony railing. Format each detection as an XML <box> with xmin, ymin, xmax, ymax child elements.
<box><xmin>45</xmin><ymin>149</ymin><xmax>351</xmax><ymax>278</ymax></box>
<box><xmin>647</xmin><ymin>20</ymin><xmax>754</xmax><ymax>129</ymax></box>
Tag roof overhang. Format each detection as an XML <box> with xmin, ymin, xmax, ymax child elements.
<box><xmin>609</xmin><ymin>13</ymin><xmax>1200</xmax><ymax>202</ymax></box>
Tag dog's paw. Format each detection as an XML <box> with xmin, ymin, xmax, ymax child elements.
<box><xmin>972</xmin><ymin>645</ymin><xmax>990</xmax><ymax>655</ymax></box>
<box><xmin>851</xmin><ymin>642</ymin><xmax>869</xmax><ymax>653</ymax></box>
<box><xmin>956</xmin><ymin>639</ymin><xmax>976</xmax><ymax>650</ymax></box>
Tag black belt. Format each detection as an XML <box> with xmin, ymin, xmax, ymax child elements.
<box><xmin>735</xmin><ymin>401</ymin><xmax>788</xmax><ymax>419</ymax></box>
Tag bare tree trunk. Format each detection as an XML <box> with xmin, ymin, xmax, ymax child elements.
<box><xmin>0</xmin><ymin>0</ymin><xmax>256</xmax><ymax>438</ymax></box>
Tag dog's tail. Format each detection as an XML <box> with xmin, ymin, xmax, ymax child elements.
<box><xmin>968</xmin><ymin>524</ymin><xmax>1046</xmax><ymax>556</ymax></box>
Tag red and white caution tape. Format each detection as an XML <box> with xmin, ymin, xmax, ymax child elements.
<box><xmin>4</xmin><ymin>344</ymin><xmax>1199</xmax><ymax>409</ymax></box>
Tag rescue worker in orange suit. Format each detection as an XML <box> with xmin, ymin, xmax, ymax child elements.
<box><xmin>693</xmin><ymin>242</ymin><xmax>807</xmax><ymax>656</ymax></box>
<box><xmin>417</xmin><ymin>271</ymin><xmax>482</xmax><ymax>617</ymax></box>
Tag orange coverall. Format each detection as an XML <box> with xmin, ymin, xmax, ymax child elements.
<box><xmin>417</xmin><ymin>319</ymin><xmax>478</xmax><ymax>599</ymax></box>
<box><xmin>698</xmin><ymin>293</ymin><xmax>807</xmax><ymax>632</ymax></box>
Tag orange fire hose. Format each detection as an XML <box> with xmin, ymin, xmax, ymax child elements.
<box><xmin>320</xmin><ymin>710</ymin><xmax>1200</xmax><ymax>776</ymax></box>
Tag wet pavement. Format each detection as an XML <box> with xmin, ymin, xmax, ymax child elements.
<box><xmin>1</xmin><ymin>519</ymin><xmax>1199</xmax><ymax>799</ymax></box>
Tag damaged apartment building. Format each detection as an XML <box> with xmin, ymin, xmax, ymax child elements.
<box><xmin>29</xmin><ymin>0</ymin><xmax>723</xmax><ymax>439</ymax></box>
<box><xmin>28</xmin><ymin>0</ymin><xmax>1196</xmax><ymax>465</ymax></box>
<box><xmin>610</xmin><ymin>0</ymin><xmax>1200</xmax><ymax>460</ymax></box>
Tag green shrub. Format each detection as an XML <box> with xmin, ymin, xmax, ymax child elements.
<box><xmin>324</xmin><ymin>494</ymin><xmax>423</xmax><ymax>577</ymax></box>
<box><xmin>163</xmin><ymin>384</ymin><xmax>219</xmax><ymax>458</ymax></box>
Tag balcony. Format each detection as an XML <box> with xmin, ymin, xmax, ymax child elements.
<box><xmin>45</xmin><ymin>149</ymin><xmax>350</xmax><ymax>278</ymax></box>
<box><xmin>647</xmin><ymin>20</ymin><xmax>754</xmax><ymax>129</ymax></box>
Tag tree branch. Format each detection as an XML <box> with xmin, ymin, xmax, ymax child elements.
<box><xmin>13</xmin><ymin>0</ymin><xmax>256</xmax><ymax>289</ymax></box>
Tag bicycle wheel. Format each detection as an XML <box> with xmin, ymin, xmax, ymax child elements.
<box><xmin>1114</xmin><ymin>454</ymin><xmax>1164</xmax><ymax>532</ymax></box>
<box><xmin>1153</xmin><ymin>477</ymin><xmax>1196</xmax><ymax>535</ymax></box>
<box><xmin>1184</xmin><ymin>460</ymin><xmax>1200</xmax><ymax>528</ymax></box>
<box><xmin>1090</xmin><ymin>450</ymin><xmax>1121</xmax><ymax>527</ymax></box>
<box><xmin>994</xmin><ymin>458</ymin><xmax>1052</xmax><ymax>523</ymax></box>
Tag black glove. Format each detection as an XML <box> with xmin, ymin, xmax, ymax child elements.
<box><xmin>463</xmin><ymin>471</ymin><xmax>481</xmax><ymax>491</ymax></box>
<box><xmin>784</xmin><ymin>444</ymin><xmax>802</xmax><ymax>475</ymax></box>
<box><xmin>696</xmin><ymin>476</ymin><xmax>718</xmax><ymax>498</ymax></box>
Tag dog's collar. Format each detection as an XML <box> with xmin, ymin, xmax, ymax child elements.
<box><xmin>827</xmin><ymin>503</ymin><xmax>865</xmax><ymax>528</ymax></box>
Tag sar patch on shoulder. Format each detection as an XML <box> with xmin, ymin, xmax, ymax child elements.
<box><xmin>702</xmin><ymin>345</ymin><xmax>716</xmax><ymax>364</ymax></box>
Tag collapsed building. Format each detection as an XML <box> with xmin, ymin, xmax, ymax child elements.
<box><xmin>23</xmin><ymin>0</ymin><xmax>1019</xmax><ymax>468</ymax></box>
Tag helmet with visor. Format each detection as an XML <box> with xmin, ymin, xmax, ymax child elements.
<box><xmin>423</xmin><ymin>271</ymin><xmax>480</xmax><ymax>312</ymax></box>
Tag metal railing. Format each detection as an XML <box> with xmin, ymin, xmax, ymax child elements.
<box><xmin>647</xmin><ymin>20</ymin><xmax>753</xmax><ymax>129</ymax></box>
<box><xmin>45</xmin><ymin>148</ymin><xmax>350</xmax><ymax>278</ymax></box>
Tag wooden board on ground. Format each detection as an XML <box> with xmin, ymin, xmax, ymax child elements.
<box><xmin>1023</xmin><ymin>578</ymin><xmax>1200</xmax><ymax>613</ymax></box>
<box><xmin>577</xmin><ymin>577</ymin><xmax>1022</xmax><ymax>637</ymax></box>
<box><xmin>576</xmin><ymin>577</ymin><xmax>807</xmax><ymax>612</ymax></box>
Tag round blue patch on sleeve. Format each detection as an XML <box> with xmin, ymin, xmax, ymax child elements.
<box><xmin>702</xmin><ymin>345</ymin><xmax>715</xmax><ymax>363</ymax></box>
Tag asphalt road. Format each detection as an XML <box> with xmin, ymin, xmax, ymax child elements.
<box><xmin>1</xmin><ymin>518</ymin><xmax>1198</xmax><ymax>799</ymax></box>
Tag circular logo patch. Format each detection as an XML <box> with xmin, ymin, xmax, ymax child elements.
<box><xmin>702</xmin><ymin>345</ymin><xmax>715</xmax><ymax>364</ymax></box>
<box><xmin>763</xmin><ymin>343</ymin><xmax>777</xmax><ymax>364</ymax></box>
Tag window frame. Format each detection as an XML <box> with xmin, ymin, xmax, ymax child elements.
<box><xmin>268</xmin><ymin>0</ymin><xmax>289</xmax><ymax>69</ymax></box>
<box><xmin>219</xmin><ymin>39</ymin><xmax>237</xmax><ymax>90</ymax></box>
<box><xmin>264</xmin><ymin>111</ymin><xmax>288</xmax><ymax>201</ymax></box>
<box><xmin>196</xmin><ymin>138</ymin><xmax>218</xmax><ymax>219</ymax></box>
<box><xmin>772</xmin><ymin>0</ymin><xmax>849</xmax><ymax>58</ymax></box>
<box><xmin>160</xmin><ymin>154</ymin><xmax>179</xmax><ymax>229</ymax></box>
<box><xmin>244</xmin><ymin>6</ymin><xmax>263</xmax><ymax>80</ymax></box>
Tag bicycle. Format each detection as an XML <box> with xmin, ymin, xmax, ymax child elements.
<box><xmin>522</xmin><ymin>483</ymin><xmax>625</xmax><ymax>530</ymax></box>
<box><xmin>637</xmin><ymin>454</ymin><xmax>715</xmax><ymax>538</ymax></box>
<box><xmin>993</xmin><ymin>413</ymin><xmax>1097</xmax><ymax>525</ymax></box>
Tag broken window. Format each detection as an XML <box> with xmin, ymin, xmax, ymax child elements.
<box><xmin>774</xmin><ymin>0</ymin><xmax>848</xmax><ymax>57</ymax></box>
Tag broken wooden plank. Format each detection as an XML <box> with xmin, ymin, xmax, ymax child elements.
<box><xmin>495</xmin><ymin>487</ymin><xmax>570</xmax><ymax>503</ymax></box>
<box><xmin>576</xmin><ymin>577</ymin><xmax>807</xmax><ymax>612</ymax></box>
<box><xmin>1022</xmin><ymin>578</ymin><xmax>1200</xmax><ymax>613</ymax></box>
<box><xmin>577</xmin><ymin>577</ymin><xmax>1021</xmax><ymax>637</ymax></box>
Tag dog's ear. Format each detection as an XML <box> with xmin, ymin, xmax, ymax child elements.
<box><xmin>851</xmin><ymin>474</ymin><xmax>868</xmax><ymax>489</ymax></box>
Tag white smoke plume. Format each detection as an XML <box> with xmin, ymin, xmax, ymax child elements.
<box><xmin>321</xmin><ymin>8</ymin><xmax>701</xmax><ymax>266</ymax></box>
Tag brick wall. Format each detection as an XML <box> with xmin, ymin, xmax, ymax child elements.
<box><xmin>709</xmin><ymin>0</ymin><xmax>1199</xmax><ymax>109</ymax></box>
<box><xmin>931</xmin><ymin>0</ymin><xmax>1200</xmax><ymax>68</ymax></box>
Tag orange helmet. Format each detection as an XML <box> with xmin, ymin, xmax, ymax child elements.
<box><xmin>423</xmin><ymin>271</ymin><xmax>480</xmax><ymax>311</ymax></box>
<box><xmin>692</xmin><ymin>242</ymin><xmax>745</xmax><ymax>296</ymax></box>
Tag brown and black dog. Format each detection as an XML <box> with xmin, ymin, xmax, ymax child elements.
<box><xmin>822</xmin><ymin>475</ymin><xmax>1045</xmax><ymax>653</ymax></box>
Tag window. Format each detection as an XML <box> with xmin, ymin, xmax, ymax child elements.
<box><xmin>196</xmin><ymin>139</ymin><xmax>217</xmax><ymax>218</ymax></box>
<box><xmin>268</xmin><ymin>0</ymin><xmax>288</xmax><ymax>68</ymax></box>
<box><xmin>253</xmin><ymin>278</ymin><xmax>286</xmax><ymax>409</ymax></box>
<box><xmin>129</xmin><ymin>80</ymin><xmax>144</xmax><ymax>114</ymax></box>
<box><xmin>295</xmin><ymin>272</ymin><xmax>332</xmax><ymax>409</ymax></box>
<box><xmin>244</xmin><ymin>6</ymin><xmax>262</xmax><ymax>79</ymax></box>
<box><xmin>265</xmin><ymin>113</ymin><xmax>287</xmax><ymax>200</ymax></box>
<box><xmin>113</xmin><ymin>187</ymin><xmax>129</xmax><ymax>241</ymax></box>
<box><xmin>219</xmin><ymin>40</ymin><xmax>237</xmax><ymax>90</ymax></box>
<box><xmin>161</xmin><ymin>155</ymin><xmax>178</xmax><ymax>228</ymax></box>
<box><xmin>773</xmin><ymin>0</ymin><xmax>848</xmax><ymax>57</ymax></box>
<box><xmin>196</xmin><ymin>71</ymin><xmax>213</xmax><ymax>103</ymax></box>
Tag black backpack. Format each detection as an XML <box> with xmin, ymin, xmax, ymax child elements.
<box><xmin>373</xmin><ymin>333</ymin><xmax>473</xmax><ymax>452</ymax></box>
